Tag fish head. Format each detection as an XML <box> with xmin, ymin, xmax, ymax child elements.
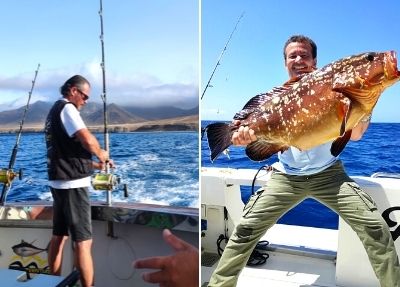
<box><xmin>331</xmin><ymin>51</ymin><xmax>400</xmax><ymax>110</ymax></box>
<box><xmin>353</xmin><ymin>51</ymin><xmax>399</xmax><ymax>83</ymax></box>
<box><xmin>383</xmin><ymin>51</ymin><xmax>400</xmax><ymax>81</ymax></box>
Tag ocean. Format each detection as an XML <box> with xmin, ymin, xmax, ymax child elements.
<box><xmin>0</xmin><ymin>131</ymin><xmax>199</xmax><ymax>208</ymax></box>
<box><xmin>201</xmin><ymin>121</ymin><xmax>400</xmax><ymax>229</ymax></box>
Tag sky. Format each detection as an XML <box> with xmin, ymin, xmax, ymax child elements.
<box><xmin>0</xmin><ymin>0</ymin><xmax>199</xmax><ymax>111</ymax></box>
<box><xmin>201</xmin><ymin>0</ymin><xmax>400</xmax><ymax>123</ymax></box>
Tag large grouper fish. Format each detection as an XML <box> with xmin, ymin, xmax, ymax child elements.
<box><xmin>206</xmin><ymin>51</ymin><xmax>400</xmax><ymax>162</ymax></box>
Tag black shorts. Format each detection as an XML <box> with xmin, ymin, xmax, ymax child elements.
<box><xmin>50</xmin><ymin>187</ymin><xmax>92</xmax><ymax>242</ymax></box>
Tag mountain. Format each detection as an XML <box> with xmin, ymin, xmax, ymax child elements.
<box><xmin>0</xmin><ymin>100</ymin><xmax>198</xmax><ymax>129</ymax></box>
<box><xmin>0</xmin><ymin>101</ymin><xmax>52</xmax><ymax>126</ymax></box>
<box><xmin>123</xmin><ymin>105</ymin><xmax>199</xmax><ymax>120</ymax></box>
<box><xmin>84</xmin><ymin>103</ymin><xmax>146</xmax><ymax>125</ymax></box>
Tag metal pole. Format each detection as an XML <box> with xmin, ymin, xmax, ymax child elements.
<box><xmin>99</xmin><ymin>0</ymin><xmax>112</xmax><ymax>206</ymax></box>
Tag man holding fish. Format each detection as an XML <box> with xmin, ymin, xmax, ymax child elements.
<box><xmin>208</xmin><ymin>35</ymin><xmax>400</xmax><ymax>287</ymax></box>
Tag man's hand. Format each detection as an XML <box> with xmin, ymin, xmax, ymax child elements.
<box><xmin>134</xmin><ymin>229</ymin><xmax>199</xmax><ymax>287</ymax></box>
<box><xmin>232</xmin><ymin>120</ymin><xmax>257</xmax><ymax>146</ymax></box>
<box><xmin>93</xmin><ymin>159</ymin><xmax>115</xmax><ymax>170</ymax></box>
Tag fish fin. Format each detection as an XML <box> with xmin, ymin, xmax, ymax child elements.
<box><xmin>330</xmin><ymin>130</ymin><xmax>352</xmax><ymax>157</ymax></box>
<box><xmin>233</xmin><ymin>93</ymin><xmax>273</xmax><ymax>120</ymax></box>
<box><xmin>234</xmin><ymin>84</ymin><xmax>294</xmax><ymax>120</ymax></box>
<box><xmin>336</xmin><ymin>97</ymin><xmax>351</xmax><ymax>136</ymax></box>
<box><xmin>205</xmin><ymin>122</ymin><xmax>235</xmax><ymax>162</ymax></box>
<box><xmin>245</xmin><ymin>140</ymin><xmax>286</xmax><ymax>161</ymax></box>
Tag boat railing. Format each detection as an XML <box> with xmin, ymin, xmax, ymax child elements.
<box><xmin>371</xmin><ymin>172</ymin><xmax>400</xmax><ymax>179</ymax></box>
<box><xmin>0</xmin><ymin>201</ymin><xmax>198</xmax><ymax>233</ymax></box>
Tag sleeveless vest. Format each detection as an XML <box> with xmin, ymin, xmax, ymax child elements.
<box><xmin>45</xmin><ymin>100</ymin><xmax>92</xmax><ymax>180</ymax></box>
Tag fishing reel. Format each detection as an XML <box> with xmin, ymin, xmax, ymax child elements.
<box><xmin>92</xmin><ymin>171</ymin><xmax>128</xmax><ymax>194</ymax></box>
<box><xmin>91</xmin><ymin>172</ymin><xmax>119</xmax><ymax>191</ymax></box>
<box><xmin>0</xmin><ymin>168</ymin><xmax>22</xmax><ymax>186</ymax></box>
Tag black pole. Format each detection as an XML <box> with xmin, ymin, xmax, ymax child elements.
<box><xmin>99</xmin><ymin>0</ymin><xmax>109</xmax><ymax>158</ymax></box>
<box><xmin>201</xmin><ymin>12</ymin><xmax>244</xmax><ymax>100</ymax></box>
<box><xmin>0</xmin><ymin>64</ymin><xmax>40</xmax><ymax>205</ymax></box>
<box><xmin>98</xmin><ymin>0</ymin><xmax>115</xmax><ymax>208</ymax></box>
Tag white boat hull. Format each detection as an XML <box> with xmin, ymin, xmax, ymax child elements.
<box><xmin>201</xmin><ymin>167</ymin><xmax>400</xmax><ymax>287</ymax></box>
<box><xmin>0</xmin><ymin>201</ymin><xmax>198</xmax><ymax>287</ymax></box>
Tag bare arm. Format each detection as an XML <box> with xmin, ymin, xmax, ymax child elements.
<box><xmin>74</xmin><ymin>128</ymin><xmax>109</xmax><ymax>163</ymax></box>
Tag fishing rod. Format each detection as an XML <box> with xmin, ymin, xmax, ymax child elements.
<box><xmin>92</xmin><ymin>0</ymin><xmax>126</xmax><ymax>207</ymax></box>
<box><xmin>201</xmin><ymin>12</ymin><xmax>244</xmax><ymax>100</ymax></box>
<box><xmin>0</xmin><ymin>64</ymin><xmax>40</xmax><ymax>205</ymax></box>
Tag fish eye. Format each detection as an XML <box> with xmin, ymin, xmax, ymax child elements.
<box><xmin>366</xmin><ymin>53</ymin><xmax>375</xmax><ymax>61</ymax></box>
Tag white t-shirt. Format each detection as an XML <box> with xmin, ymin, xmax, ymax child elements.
<box><xmin>48</xmin><ymin>98</ymin><xmax>92</xmax><ymax>189</ymax></box>
<box><xmin>272</xmin><ymin>141</ymin><xmax>337</xmax><ymax>175</ymax></box>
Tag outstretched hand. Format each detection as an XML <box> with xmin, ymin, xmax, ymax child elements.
<box><xmin>134</xmin><ymin>229</ymin><xmax>199</xmax><ymax>287</ymax></box>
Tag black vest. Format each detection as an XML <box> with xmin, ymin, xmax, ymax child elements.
<box><xmin>45</xmin><ymin>100</ymin><xmax>93</xmax><ymax>180</ymax></box>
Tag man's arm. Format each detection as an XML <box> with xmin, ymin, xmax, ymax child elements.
<box><xmin>74</xmin><ymin>128</ymin><xmax>109</xmax><ymax>163</ymax></box>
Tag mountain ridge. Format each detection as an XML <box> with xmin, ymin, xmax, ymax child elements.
<box><xmin>0</xmin><ymin>100</ymin><xmax>198</xmax><ymax>132</ymax></box>
<box><xmin>0</xmin><ymin>100</ymin><xmax>198</xmax><ymax>126</ymax></box>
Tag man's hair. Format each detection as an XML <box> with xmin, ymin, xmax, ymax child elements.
<box><xmin>283</xmin><ymin>35</ymin><xmax>317</xmax><ymax>60</ymax></box>
<box><xmin>60</xmin><ymin>75</ymin><xmax>90</xmax><ymax>97</ymax></box>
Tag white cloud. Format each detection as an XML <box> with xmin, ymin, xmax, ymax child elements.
<box><xmin>0</xmin><ymin>60</ymin><xmax>198</xmax><ymax>111</ymax></box>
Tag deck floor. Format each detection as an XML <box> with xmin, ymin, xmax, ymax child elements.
<box><xmin>202</xmin><ymin>250</ymin><xmax>337</xmax><ymax>287</ymax></box>
<box><xmin>202</xmin><ymin>224</ymin><xmax>340</xmax><ymax>287</ymax></box>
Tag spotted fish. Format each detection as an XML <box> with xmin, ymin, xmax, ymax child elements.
<box><xmin>206</xmin><ymin>51</ymin><xmax>400</xmax><ymax>162</ymax></box>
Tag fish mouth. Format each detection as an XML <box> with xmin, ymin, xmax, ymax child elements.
<box><xmin>385</xmin><ymin>51</ymin><xmax>400</xmax><ymax>79</ymax></box>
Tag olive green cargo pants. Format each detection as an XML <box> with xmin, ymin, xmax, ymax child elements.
<box><xmin>208</xmin><ymin>161</ymin><xmax>400</xmax><ymax>287</ymax></box>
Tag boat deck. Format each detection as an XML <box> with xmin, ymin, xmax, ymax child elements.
<box><xmin>202</xmin><ymin>224</ymin><xmax>341</xmax><ymax>287</ymax></box>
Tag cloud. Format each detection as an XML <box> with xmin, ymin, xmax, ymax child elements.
<box><xmin>0</xmin><ymin>60</ymin><xmax>199</xmax><ymax>111</ymax></box>
<box><xmin>110</xmin><ymin>82</ymin><xmax>198</xmax><ymax>108</ymax></box>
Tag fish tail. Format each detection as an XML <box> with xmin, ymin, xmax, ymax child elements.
<box><xmin>205</xmin><ymin>122</ymin><xmax>235</xmax><ymax>161</ymax></box>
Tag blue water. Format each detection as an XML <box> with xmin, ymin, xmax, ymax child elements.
<box><xmin>0</xmin><ymin>132</ymin><xmax>199</xmax><ymax>207</ymax></box>
<box><xmin>202</xmin><ymin>121</ymin><xmax>400</xmax><ymax>229</ymax></box>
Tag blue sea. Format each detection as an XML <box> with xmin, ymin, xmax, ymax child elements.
<box><xmin>0</xmin><ymin>132</ymin><xmax>199</xmax><ymax>208</ymax></box>
<box><xmin>202</xmin><ymin>121</ymin><xmax>400</xmax><ymax>229</ymax></box>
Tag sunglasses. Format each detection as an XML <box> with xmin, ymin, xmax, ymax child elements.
<box><xmin>77</xmin><ymin>88</ymin><xmax>89</xmax><ymax>101</ymax></box>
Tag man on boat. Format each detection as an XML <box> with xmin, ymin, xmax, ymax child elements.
<box><xmin>208</xmin><ymin>35</ymin><xmax>400</xmax><ymax>287</ymax></box>
<box><xmin>45</xmin><ymin>75</ymin><xmax>110</xmax><ymax>287</ymax></box>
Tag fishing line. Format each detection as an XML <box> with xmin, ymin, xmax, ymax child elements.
<box><xmin>107</xmin><ymin>236</ymin><xmax>136</xmax><ymax>280</ymax></box>
<box><xmin>0</xmin><ymin>64</ymin><xmax>40</xmax><ymax>205</ymax></box>
<box><xmin>201</xmin><ymin>12</ymin><xmax>244</xmax><ymax>100</ymax></box>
